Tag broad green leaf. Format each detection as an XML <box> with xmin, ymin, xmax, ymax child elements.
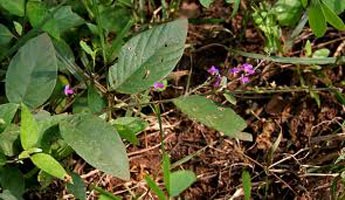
<box><xmin>168</xmin><ymin>170</ymin><xmax>196</xmax><ymax>197</ymax></box>
<box><xmin>27</xmin><ymin>3</ymin><xmax>84</xmax><ymax>39</ymax></box>
<box><xmin>99</xmin><ymin>6</ymin><xmax>132</xmax><ymax>33</ymax></box>
<box><xmin>173</xmin><ymin>95</ymin><xmax>252</xmax><ymax>141</ymax></box>
<box><xmin>37</xmin><ymin>170</ymin><xmax>55</xmax><ymax>188</ymax></box>
<box><xmin>60</xmin><ymin>114</ymin><xmax>130</xmax><ymax>180</ymax></box>
<box><xmin>0</xmin><ymin>0</ymin><xmax>25</xmax><ymax>16</ymax></box>
<box><xmin>43</xmin><ymin>6</ymin><xmax>84</xmax><ymax>39</ymax></box>
<box><xmin>0</xmin><ymin>125</ymin><xmax>20</xmax><ymax>156</ymax></box>
<box><xmin>111</xmin><ymin>117</ymin><xmax>147</xmax><ymax>145</ymax></box>
<box><xmin>0</xmin><ymin>103</ymin><xmax>19</xmax><ymax>125</ymax></box>
<box><xmin>320</xmin><ymin>1</ymin><xmax>345</xmax><ymax>30</ymax></box>
<box><xmin>20</xmin><ymin>104</ymin><xmax>40</xmax><ymax>150</ymax></box>
<box><xmin>144</xmin><ymin>176</ymin><xmax>167</xmax><ymax>200</ymax></box>
<box><xmin>242</xmin><ymin>171</ymin><xmax>252</xmax><ymax>200</ymax></box>
<box><xmin>199</xmin><ymin>0</ymin><xmax>213</xmax><ymax>8</ymax></box>
<box><xmin>67</xmin><ymin>172</ymin><xmax>86</xmax><ymax>200</ymax></box>
<box><xmin>273</xmin><ymin>0</ymin><xmax>303</xmax><ymax>26</ymax></box>
<box><xmin>30</xmin><ymin>153</ymin><xmax>68</xmax><ymax>180</ymax></box>
<box><xmin>0</xmin><ymin>24</ymin><xmax>14</xmax><ymax>46</ymax></box>
<box><xmin>307</xmin><ymin>1</ymin><xmax>326</xmax><ymax>37</ymax></box>
<box><xmin>108</xmin><ymin>19</ymin><xmax>188</xmax><ymax>94</ymax></box>
<box><xmin>88</xmin><ymin>86</ymin><xmax>106</xmax><ymax>113</ymax></box>
<box><xmin>0</xmin><ymin>167</ymin><xmax>25</xmax><ymax>199</ymax></box>
<box><xmin>322</xmin><ymin>0</ymin><xmax>345</xmax><ymax>14</ymax></box>
<box><xmin>312</xmin><ymin>48</ymin><xmax>330</xmax><ymax>58</ymax></box>
<box><xmin>5</xmin><ymin>33</ymin><xmax>58</xmax><ymax>108</ymax></box>
<box><xmin>73</xmin><ymin>97</ymin><xmax>92</xmax><ymax>113</ymax></box>
<box><xmin>26</xmin><ymin>1</ymin><xmax>47</xmax><ymax>27</ymax></box>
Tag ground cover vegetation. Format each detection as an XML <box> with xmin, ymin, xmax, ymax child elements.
<box><xmin>0</xmin><ymin>0</ymin><xmax>345</xmax><ymax>199</ymax></box>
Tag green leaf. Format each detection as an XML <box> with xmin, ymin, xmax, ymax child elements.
<box><xmin>60</xmin><ymin>114</ymin><xmax>130</xmax><ymax>180</ymax></box>
<box><xmin>27</xmin><ymin>3</ymin><xmax>84</xmax><ymax>39</ymax></box>
<box><xmin>111</xmin><ymin>117</ymin><xmax>147</xmax><ymax>145</ymax></box>
<box><xmin>0</xmin><ymin>24</ymin><xmax>14</xmax><ymax>46</ymax></box>
<box><xmin>304</xmin><ymin>40</ymin><xmax>312</xmax><ymax>57</ymax></box>
<box><xmin>80</xmin><ymin>41</ymin><xmax>94</xmax><ymax>56</ymax></box>
<box><xmin>199</xmin><ymin>0</ymin><xmax>214</xmax><ymax>8</ymax></box>
<box><xmin>168</xmin><ymin>170</ymin><xmax>196</xmax><ymax>197</ymax></box>
<box><xmin>0</xmin><ymin>151</ymin><xmax>6</xmax><ymax>166</ymax></box>
<box><xmin>37</xmin><ymin>170</ymin><xmax>55</xmax><ymax>188</ymax></box>
<box><xmin>67</xmin><ymin>172</ymin><xmax>86</xmax><ymax>200</ymax></box>
<box><xmin>242</xmin><ymin>170</ymin><xmax>252</xmax><ymax>200</ymax></box>
<box><xmin>320</xmin><ymin>1</ymin><xmax>345</xmax><ymax>30</ymax></box>
<box><xmin>144</xmin><ymin>175</ymin><xmax>167</xmax><ymax>200</ymax></box>
<box><xmin>0</xmin><ymin>0</ymin><xmax>25</xmax><ymax>16</ymax></box>
<box><xmin>173</xmin><ymin>95</ymin><xmax>252</xmax><ymax>141</ymax></box>
<box><xmin>30</xmin><ymin>153</ymin><xmax>68</xmax><ymax>180</ymax></box>
<box><xmin>0</xmin><ymin>167</ymin><xmax>25</xmax><ymax>199</ymax></box>
<box><xmin>273</xmin><ymin>0</ymin><xmax>303</xmax><ymax>26</ymax></box>
<box><xmin>307</xmin><ymin>1</ymin><xmax>327</xmax><ymax>37</ymax></box>
<box><xmin>20</xmin><ymin>104</ymin><xmax>40</xmax><ymax>150</ymax></box>
<box><xmin>14</xmin><ymin>21</ymin><xmax>22</xmax><ymax>36</ymax></box>
<box><xmin>0</xmin><ymin>125</ymin><xmax>20</xmax><ymax>156</ymax></box>
<box><xmin>301</xmin><ymin>0</ymin><xmax>308</xmax><ymax>7</ymax></box>
<box><xmin>26</xmin><ymin>1</ymin><xmax>47</xmax><ymax>27</ymax></box>
<box><xmin>322</xmin><ymin>0</ymin><xmax>345</xmax><ymax>14</ymax></box>
<box><xmin>0</xmin><ymin>103</ymin><xmax>19</xmax><ymax>125</ymax></box>
<box><xmin>108</xmin><ymin>19</ymin><xmax>188</xmax><ymax>94</ymax></box>
<box><xmin>5</xmin><ymin>33</ymin><xmax>58</xmax><ymax>108</ymax></box>
<box><xmin>53</xmin><ymin>39</ymin><xmax>76</xmax><ymax>72</ymax></box>
<box><xmin>223</xmin><ymin>92</ymin><xmax>237</xmax><ymax>105</ymax></box>
<box><xmin>88</xmin><ymin>86</ymin><xmax>106</xmax><ymax>113</ymax></box>
<box><xmin>230</xmin><ymin>0</ymin><xmax>241</xmax><ymax>18</ymax></box>
<box><xmin>98</xmin><ymin>6</ymin><xmax>132</xmax><ymax>33</ymax></box>
<box><xmin>312</xmin><ymin>48</ymin><xmax>330</xmax><ymax>58</ymax></box>
<box><xmin>43</xmin><ymin>6</ymin><xmax>84</xmax><ymax>39</ymax></box>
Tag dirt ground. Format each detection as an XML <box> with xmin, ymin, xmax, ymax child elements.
<box><xmin>31</xmin><ymin>0</ymin><xmax>345</xmax><ymax>199</ymax></box>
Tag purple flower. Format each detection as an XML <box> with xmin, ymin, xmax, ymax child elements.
<box><xmin>64</xmin><ymin>85</ymin><xmax>74</xmax><ymax>96</ymax></box>
<box><xmin>242</xmin><ymin>63</ymin><xmax>255</xmax><ymax>75</ymax></box>
<box><xmin>229</xmin><ymin>67</ymin><xmax>240</xmax><ymax>75</ymax></box>
<box><xmin>213</xmin><ymin>75</ymin><xmax>222</xmax><ymax>87</ymax></box>
<box><xmin>240</xmin><ymin>74</ymin><xmax>249</xmax><ymax>84</ymax></box>
<box><xmin>207</xmin><ymin>66</ymin><xmax>219</xmax><ymax>76</ymax></box>
<box><xmin>153</xmin><ymin>82</ymin><xmax>165</xmax><ymax>90</ymax></box>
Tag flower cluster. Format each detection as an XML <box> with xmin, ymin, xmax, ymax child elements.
<box><xmin>207</xmin><ymin>63</ymin><xmax>255</xmax><ymax>87</ymax></box>
<box><xmin>229</xmin><ymin>63</ymin><xmax>255</xmax><ymax>84</ymax></box>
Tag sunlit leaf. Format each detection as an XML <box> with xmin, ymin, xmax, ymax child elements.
<box><xmin>30</xmin><ymin>153</ymin><xmax>68</xmax><ymax>180</ymax></box>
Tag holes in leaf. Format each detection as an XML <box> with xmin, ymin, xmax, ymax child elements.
<box><xmin>164</xmin><ymin>44</ymin><xmax>168</xmax><ymax>47</ymax></box>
